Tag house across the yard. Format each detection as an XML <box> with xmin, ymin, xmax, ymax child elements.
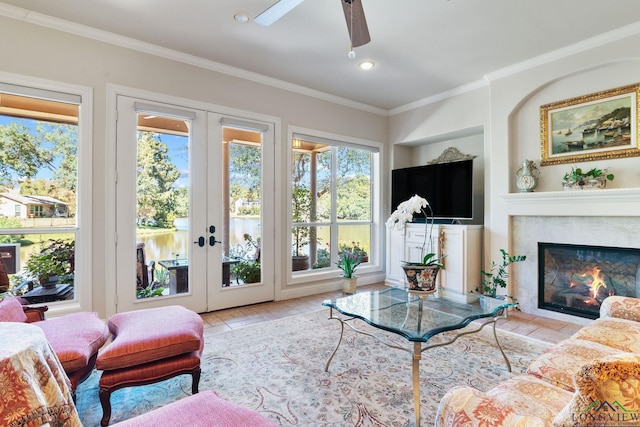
<box><xmin>0</xmin><ymin>192</ymin><xmax>68</xmax><ymax>219</ymax></box>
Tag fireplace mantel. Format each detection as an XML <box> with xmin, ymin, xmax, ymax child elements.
<box><xmin>500</xmin><ymin>187</ymin><xmax>640</xmax><ymax>217</ymax></box>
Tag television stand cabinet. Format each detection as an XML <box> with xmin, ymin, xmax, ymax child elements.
<box><xmin>385</xmin><ymin>223</ymin><xmax>482</xmax><ymax>304</ymax></box>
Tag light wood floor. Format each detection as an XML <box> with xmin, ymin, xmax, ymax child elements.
<box><xmin>200</xmin><ymin>283</ymin><xmax>583</xmax><ymax>344</ymax></box>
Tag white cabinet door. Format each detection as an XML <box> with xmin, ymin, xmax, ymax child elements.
<box><xmin>385</xmin><ymin>227</ymin><xmax>406</xmax><ymax>286</ymax></box>
<box><xmin>385</xmin><ymin>223</ymin><xmax>483</xmax><ymax>303</ymax></box>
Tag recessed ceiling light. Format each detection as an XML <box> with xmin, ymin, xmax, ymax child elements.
<box><xmin>234</xmin><ymin>13</ymin><xmax>250</xmax><ymax>23</ymax></box>
<box><xmin>359</xmin><ymin>61</ymin><xmax>375</xmax><ymax>71</ymax></box>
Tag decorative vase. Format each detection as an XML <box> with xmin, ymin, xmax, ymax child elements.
<box><xmin>515</xmin><ymin>159</ymin><xmax>539</xmax><ymax>193</ymax></box>
<box><xmin>401</xmin><ymin>265</ymin><xmax>440</xmax><ymax>293</ymax></box>
<box><xmin>342</xmin><ymin>277</ymin><xmax>357</xmax><ymax>294</ymax></box>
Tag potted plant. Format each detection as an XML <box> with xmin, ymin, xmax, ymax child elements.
<box><xmin>336</xmin><ymin>251</ymin><xmax>362</xmax><ymax>294</ymax></box>
<box><xmin>562</xmin><ymin>167</ymin><xmax>614</xmax><ymax>190</ymax></box>
<box><xmin>478</xmin><ymin>249</ymin><xmax>526</xmax><ymax>307</ymax></box>
<box><xmin>24</xmin><ymin>239</ymin><xmax>75</xmax><ymax>287</ymax></box>
<box><xmin>386</xmin><ymin>194</ymin><xmax>445</xmax><ymax>293</ymax></box>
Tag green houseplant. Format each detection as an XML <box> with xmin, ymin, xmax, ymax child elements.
<box><xmin>479</xmin><ymin>249</ymin><xmax>526</xmax><ymax>298</ymax></box>
<box><xmin>562</xmin><ymin>167</ymin><xmax>614</xmax><ymax>190</ymax></box>
<box><xmin>336</xmin><ymin>251</ymin><xmax>362</xmax><ymax>294</ymax></box>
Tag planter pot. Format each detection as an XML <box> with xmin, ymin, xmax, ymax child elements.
<box><xmin>478</xmin><ymin>295</ymin><xmax>507</xmax><ymax>311</ymax></box>
<box><xmin>562</xmin><ymin>176</ymin><xmax>607</xmax><ymax>190</ymax></box>
<box><xmin>292</xmin><ymin>255</ymin><xmax>309</xmax><ymax>271</ymax></box>
<box><xmin>401</xmin><ymin>265</ymin><xmax>440</xmax><ymax>293</ymax></box>
<box><xmin>342</xmin><ymin>277</ymin><xmax>357</xmax><ymax>294</ymax></box>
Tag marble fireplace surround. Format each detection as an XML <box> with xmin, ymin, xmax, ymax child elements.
<box><xmin>502</xmin><ymin>188</ymin><xmax>640</xmax><ymax>326</ymax></box>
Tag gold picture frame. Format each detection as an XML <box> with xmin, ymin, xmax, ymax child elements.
<box><xmin>540</xmin><ymin>83</ymin><xmax>640</xmax><ymax>166</ymax></box>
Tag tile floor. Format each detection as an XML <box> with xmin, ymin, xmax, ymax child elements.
<box><xmin>200</xmin><ymin>282</ymin><xmax>583</xmax><ymax>344</ymax></box>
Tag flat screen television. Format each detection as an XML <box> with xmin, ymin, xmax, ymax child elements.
<box><xmin>391</xmin><ymin>159</ymin><xmax>473</xmax><ymax>221</ymax></box>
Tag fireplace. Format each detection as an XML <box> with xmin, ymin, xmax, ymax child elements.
<box><xmin>538</xmin><ymin>242</ymin><xmax>640</xmax><ymax>319</ymax></box>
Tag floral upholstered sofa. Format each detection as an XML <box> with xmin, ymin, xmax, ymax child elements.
<box><xmin>436</xmin><ymin>296</ymin><xmax>640</xmax><ymax>427</ymax></box>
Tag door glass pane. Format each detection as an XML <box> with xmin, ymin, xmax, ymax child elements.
<box><xmin>224</xmin><ymin>127</ymin><xmax>262</xmax><ymax>287</ymax></box>
<box><xmin>0</xmin><ymin>94</ymin><xmax>79</xmax><ymax>303</ymax></box>
<box><xmin>135</xmin><ymin>114</ymin><xmax>190</xmax><ymax>299</ymax></box>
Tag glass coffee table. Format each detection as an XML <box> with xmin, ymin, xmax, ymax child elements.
<box><xmin>322</xmin><ymin>287</ymin><xmax>515</xmax><ymax>426</ymax></box>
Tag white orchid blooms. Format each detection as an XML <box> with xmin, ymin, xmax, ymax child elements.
<box><xmin>386</xmin><ymin>194</ymin><xmax>443</xmax><ymax>267</ymax></box>
<box><xmin>385</xmin><ymin>195</ymin><xmax>429</xmax><ymax>230</ymax></box>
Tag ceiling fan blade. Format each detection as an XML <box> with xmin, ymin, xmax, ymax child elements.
<box><xmin>255</xmin><ymin>0</ymin><xmax>305</xmax><ymax>26</ymax></box>
<box><xmin>341</xmin><ymin>0</ymin><xmax>371</xmax><ymax>47</ymax></box>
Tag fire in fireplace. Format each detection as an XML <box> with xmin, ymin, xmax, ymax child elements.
<box><xmin>538</xmin><ymin>242</ymin><xmax>640</xmax><ymax>319</ymax></box>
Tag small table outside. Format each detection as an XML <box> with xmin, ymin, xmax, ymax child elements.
<box><xmin>0</xmin><ymin>322</ymin><xmax>81</xmax><ymax>426</ymax></box>
<box><xmin>322</xmin><ymin>287</ymin><xmax>514</xmax><ymax>426</ymax></box>
<box><xmin>159</xmin><ymin>257</ymin><xmax>241</xmax><ymax>290</ymax></box>
<box><xmin>158</xmin><ymin>258</ymin><xmax>189</xmax><ymax>294</ymax></box>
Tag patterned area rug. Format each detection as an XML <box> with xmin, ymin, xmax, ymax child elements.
<box><xmin>75</xmin><ymin>309</ymin><xmax>550</xmax><ymax>426</ymax></box>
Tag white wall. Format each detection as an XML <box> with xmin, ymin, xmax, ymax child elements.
<box><xmin>0</xmin><ymin>16</ymin><xmax>388</xmax><ymax>316</ymax></box>
<box><xmin>390</xmin><ymin>28</ymin><xmax>640</xmax><ymax>318</ymax></box>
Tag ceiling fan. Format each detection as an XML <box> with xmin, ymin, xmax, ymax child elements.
<box><xmin>254</xmin><ymin>0</ymin><xmax>371</xmax><ymax>48</ymax></box>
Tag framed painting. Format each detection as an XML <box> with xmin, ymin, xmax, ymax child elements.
<box><xmin>540</xmin><ymin>83</ymin><xmax>640</xmax><ymax>166</ymax></box>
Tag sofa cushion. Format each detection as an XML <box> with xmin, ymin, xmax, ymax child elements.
<box><xmin>111</xmin><ymin>390</ymin><xmax>278</xmax><ymax>427</ymax></box>
<box><xmin>600</xmin><ymin>296</ymin><xmax>640</xmax><ymax>322</ymax></box>
<box><xmin>526</xmin><ymin>338</ymin><xmax>622</xmax><ymax>392</ymax></box>
<box><xmin>35</xmin><ymin>312</ymin><xmax>108</xmax><ymax>372</ymax></box>
<box><xmin>485</xmin><ymin>375</ymin><xmax>574</xmax><ymax>421</ymax></box>
<box><xmin>436</xmin><ymin>385</ymin><xmax>549</xmax><ymax>427</ymax></box>
<box><xmin>97</xmin><ymin>305</ymin><xmax>203</xmax><ymax>371</ymax></box>
<box><xmin>0</xmin><ymin>296</ymin><xmax>27</xmax><ymax>323</ymax></box>
<box><xmin>553</xmin><ymin>353</ymin><xmax>640</xmax><ymax>427</ymax></box>
<box><xmin>571</xmin><ymin>317</ymin><xmax>640</xmax><ymax>353</ymax></box>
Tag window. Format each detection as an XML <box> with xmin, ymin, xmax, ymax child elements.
<box><xmin>0</xmin><ymin>81</ymin><xmax>89</xmax><ymax>307</ymax></box>
<box><xmin>291</xmin><ymin>133</ymin><xmax>377</xmax><ymax>274</ymax></box>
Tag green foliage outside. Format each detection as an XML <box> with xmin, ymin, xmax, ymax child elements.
<box><xmin>136</xmin><ymin>285</ymin><xmax>164</xmax><ymax>299</ymax></box>
<box><xmin>232</xmin><ymin>261</ymin><xmax>261</xmax><ymax>284</ymax></box>
<box><xmin>136</xmin><ymin>132</ymin><xmax>181</xmax><ymax>228</ymax></box>
<box><xmin>0</xmin><ymin>122</ymin><xmax>78</xmax><ymax>214</ymax></box>
<box><xmin>24</xmin><ymin>238</ymin><xmax>75</xmax><ymax>285</ymax></box>
<box><xmin>230</xmin><ymin>234</ymin><xmax>261</xmax><ymax>284</ymax></box>
<box><xmin>0</xmin><ymin>218</ymin><xmax>23</xmax><ymax>243</ymax></box>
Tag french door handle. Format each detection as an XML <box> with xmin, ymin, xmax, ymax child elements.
<box><xmin>209</xmin><ymin>236</ymin><xmax>222</xmax><ymax>246</ymax></box>
<box><xmin>194</xmin><ymin>236</ymin><xmax>205</xmax><ymax>247</ymax></box>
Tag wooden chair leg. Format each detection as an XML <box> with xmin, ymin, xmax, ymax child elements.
<box><xmin>99</xmin><ymin>387</ymin><xmax>113</xmax><ymax>427</ymax></box>
<box><xmin>191</xmin><ymin>366</ymin><xmax>201</xmax><ymax>394</ymax></box>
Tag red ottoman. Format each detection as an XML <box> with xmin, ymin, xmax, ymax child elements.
<box><xmin>96</xmin><ymin>305</ymin><xmax>204</xmax><ymax>426</ymax></box>
<box><xmin>112</xmin><ymin>390</ymin><xmax>278</xmax><ymax>426</ymax></box>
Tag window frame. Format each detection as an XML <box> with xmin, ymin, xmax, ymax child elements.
<box><xmin>0</xmin><ymin>71</ymin><xmax>93</xmax><ymax>314</ymax></box>
<box><xmin>288</xmin><ymin>127</ymin><xmax>383</xmax><ymax>284</ymax></box>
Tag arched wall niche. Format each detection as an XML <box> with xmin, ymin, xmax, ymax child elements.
<box><xmin>508</xmin><ymin>59</ymin><xmax>640</xmax><ymax>193</ymax></box>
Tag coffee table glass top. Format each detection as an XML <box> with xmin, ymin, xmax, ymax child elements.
<box><xmin>322</xmin><ymin>287</ymin><xmax>514</xmax><ymax>342</ymax></box>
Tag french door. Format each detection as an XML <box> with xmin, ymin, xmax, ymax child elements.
<box><xmin>114</xmin><ymin>96</ymin><xmax>274</xmax><ymax>313</ymax></box>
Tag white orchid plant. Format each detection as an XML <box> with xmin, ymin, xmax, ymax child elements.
<box><xmin>386</xmin><ymin>194</ymin><xmax>445</xmax><ymax>267</ymax></box>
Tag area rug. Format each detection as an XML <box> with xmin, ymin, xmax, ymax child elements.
<box><xmin>75</xmin><ymin>309</ymin><xmax>550</xmax><ymax>426</ymax></box>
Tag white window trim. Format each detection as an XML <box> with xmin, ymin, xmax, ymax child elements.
<box><xmin>0</xmin><ymin>71</ymin><xmax>93</xmax><ymax>316</ymax></box>
<box><xmin>287</xmin><ymin>126</ymin><xmax>384</xmax><ymax>286</ymax></box>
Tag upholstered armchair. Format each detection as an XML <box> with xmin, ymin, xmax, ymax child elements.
<box><xmin>0</xmin><ymin>296</ymin><xmax>108</xmax><ymax>397</ymax></box>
